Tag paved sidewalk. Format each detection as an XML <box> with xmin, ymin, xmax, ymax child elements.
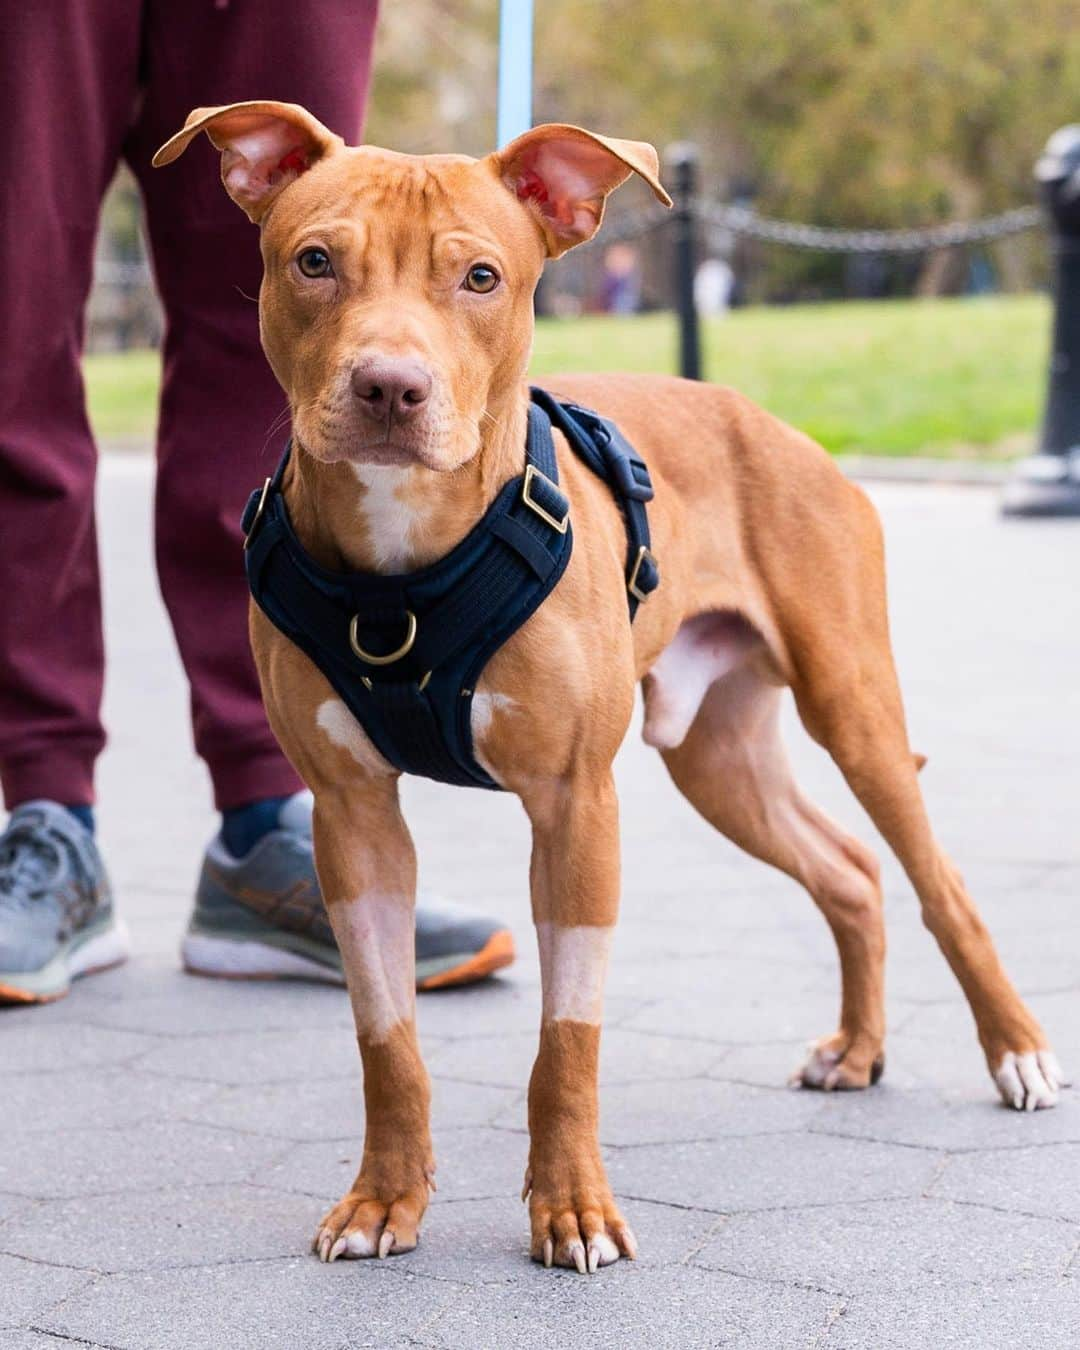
<box><xmin>2</xmin><ymin>460</ymin><xmax>1079</xmax><ymax>1349</ymax></box>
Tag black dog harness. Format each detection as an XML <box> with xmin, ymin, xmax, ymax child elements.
<box><xmin>241</xmin><ymin>387</ymin><xmax>659</xmax><ymax>789</ymax></box>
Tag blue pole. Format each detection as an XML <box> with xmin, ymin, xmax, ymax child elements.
<box><xmin>497</xmin><ymin>0</ymin><xmax>534</xmax><ymax>146</ymax></box>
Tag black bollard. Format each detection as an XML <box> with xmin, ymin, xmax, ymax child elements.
<box><xmin>1003</xmin><ymin>126</ymin><xmax>1080</xmax><ymax>516</ymax></box>
<box><xmin>666</xmin><ymin>142</ymin><xmax>702</xmax><ymax>381</ymax></box>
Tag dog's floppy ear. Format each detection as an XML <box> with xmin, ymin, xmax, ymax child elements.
<box><xmin>491</xmin><ymin>123</ymin><xmax>672</xmax><ymax>257</ymax></box>
<box><xmin>152</xmin><ymin>100</ymin><xmax>343</xmax><ymax>222</ymax></box>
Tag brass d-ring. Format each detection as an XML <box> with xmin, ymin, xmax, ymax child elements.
<box><xmin>349</xmin><ymin>610</ymin><xmax>418</xmax><ymax>666</ymax></box>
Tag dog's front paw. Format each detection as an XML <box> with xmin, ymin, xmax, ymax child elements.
<box><xmin>790</xmin><ymin>1030</ymin><xmax>885</xmax><ymax>1092</ymax></box>
<box><xmin>992</xmin><ymin>1048</ymin><xmax>1068</xmax><ymax>1112</ymax></box>
<box><xmin>313</xmin><ymin>1170</ymin><xmax>433</xmax><ymax>1262</ymax></box>
<box><xmin>524</xmin><ymin>1159</ymin><xmax>637</xmax><ymax>1274</ymax></box>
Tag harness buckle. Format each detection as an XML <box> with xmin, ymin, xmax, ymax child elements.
<box><xmin>243</xmin><ymin>477</ymin><xmax>273</xmax><ymax>551</ymax></box>
<box><xmin>603</xmin><ymin>444</ymin><xmax>655</xmax><ymax>503</ymax></box>
<box><xmin>349</xmin><ymin>610</ymin><xmax>418</xmax><ymax>666</ymax></box>
<box><xmin>627</xmin><ymin>546</ymin><xmax>659</xmax><ymax>603</ymax></box>
<box><xmin>522</xmin><ymin>464</ymin><xmax>570</xmax><ymax>534</ymax></box>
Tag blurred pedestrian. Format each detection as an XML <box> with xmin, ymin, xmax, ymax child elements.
<box><xmin>695</xmin><ymin>257</ymin><xmax>735</xmax><ymax>316</ymax></box>
<box><xmin>601</xmin><ymin>242</ymin><xmax>642</xmax><ymax>314</ymax></box>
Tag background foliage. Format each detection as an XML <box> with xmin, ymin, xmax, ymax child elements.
<box><xmin>371</xmin><ymin>0</ymin><xmax>1079</xmax><ymax>223</ymax></box>
<box><xmin>366</xmin><ymin>0</ymin><xmax>1077</xmax><ymax>296</ymax></box>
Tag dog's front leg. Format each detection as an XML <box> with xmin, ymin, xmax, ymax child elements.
<box><xmin>520</xmin><ymin>772</ymin><xmax>636</xmax><ymax>1274</ymax></box>
<box><xmin>309</xmin><ymin>786</ymin><xmax>433</xmax><ymax>1262</ymax></box>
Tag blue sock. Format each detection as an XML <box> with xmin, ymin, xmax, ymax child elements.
<box><xmin>65</xmin><ymin>804</ymin><xmax>95</xmax><ymax>834</ymax></box>
<box><xmin>221</xmin><ymin>796</ymin><xmax>290</xmax><ymax>858</ymax></box>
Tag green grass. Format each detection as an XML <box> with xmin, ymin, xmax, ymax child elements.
<box><xmin>85</xmin><ymin>349</ymin><xmax>163</xmax><ymax>441</ymax></box>
<box><xmin>85</xmin><ymin>294</ymin><xmax>1050</xmax><ymax>458</ymax></box>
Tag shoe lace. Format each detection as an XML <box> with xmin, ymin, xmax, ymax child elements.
<box><xmin>0</xmin><ymin>822</ymin><xmax>68</xmax><ymax>911</ymax></box>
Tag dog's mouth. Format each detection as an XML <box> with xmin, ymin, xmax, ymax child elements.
<box><xmin>298</xmin><ymin>426</ymin><xmax>460</xmax><ymax>473</ymax></box>
<box><xmin>296</xmin><ymin>403</ymin><xmax>481</xmax><ymax>474</ymax></box>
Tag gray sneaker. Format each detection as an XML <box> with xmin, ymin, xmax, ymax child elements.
<box><xmin>183</xmin><ymin>792</ymin><xmax>514</xmax><ymax>989</ymax></box>
<box><xmin>0</xmin><ymin>801</ymin><xmax>129</xmax><ymax>1004</ymax></box>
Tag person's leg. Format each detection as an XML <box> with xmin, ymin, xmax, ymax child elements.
<box><xmin>124</xmin><ymin>5</ymin><xmax>514</xmax><ymax>989</ymax></box>
<box><xmin>0</xmin><ymin>1</ymin><xmax>141</xmax><ymax>1002</ymax></box>
<box><xmin>0</xmin><ymin>0</ymin><xmax>142</xmax><ymax>812</ymax></box>
<box><xmin>125</xmin><ymin>0</ymin><xmax>379</xmax><ymax>811</ymax></box>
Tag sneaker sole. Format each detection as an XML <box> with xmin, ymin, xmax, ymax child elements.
<box><xmin>0</xmin><ymin>917</ymin><xmax>131</xmax><ymax>1005</ymax></box>
<box><xmin>182</xmin><ymin>932</ymin><xmax>345</xmax><ymax>985</ymax></box>
<box><xmin>416</xmin><ymin>930</ymin><xmax>515</xmax><ymax>990</ymax></box>
<box><xmin>182</xmin><ymin>928</ymin><xmax>515</xmax><ymax>990</ymax></box>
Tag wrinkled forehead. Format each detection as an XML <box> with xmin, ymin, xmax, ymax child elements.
<box><xmin>263</xmin><ymin>146</ymin><xmax>545</xmax><ymax>267</ymax></box>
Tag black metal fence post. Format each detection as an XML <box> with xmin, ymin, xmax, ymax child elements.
<box><xmin>666</xmin><ymin>142</ymin><xmax>702</xmax><ymax>381</ymax></box>
<box><xmin>1003</xmin><ymin>126</ymin><xmax>1080</xmax><ymax>516</ymax></box>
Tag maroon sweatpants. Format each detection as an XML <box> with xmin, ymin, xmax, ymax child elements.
<box><xmin>0</xmin><ymin>0</ymin><xmax>377</xmax><ymax>810</ymax></box>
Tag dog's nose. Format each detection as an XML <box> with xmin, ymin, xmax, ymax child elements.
<box><xmin>351</xmin><ymin>358</ymin><xmax>432</xmax><ymax>422</ymax></box>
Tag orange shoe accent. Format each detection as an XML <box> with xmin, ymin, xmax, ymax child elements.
<box><xmin>0</xmin><ymin>952</ymin><xmax>125</xmax><ymax>1007</ymax></box>
<box><xmin>417</xmin><ymin>929</ymin><xmax>515</xmax><ymax>991</ymax></box>
<box><xmin>0</xmin><ymin>982</ymin><xmax>68</xmax><ymax>1006</ymax></box>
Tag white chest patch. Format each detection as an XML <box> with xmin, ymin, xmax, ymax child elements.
<box><xmin>316</xmin><ymin>698</ymin><xmax>393</xmax><ymax>777</ymax></box>
<box><xmin>351</xmin><ymin>464</ymin><xmax>422</xmax><ymax>571</ymax></box>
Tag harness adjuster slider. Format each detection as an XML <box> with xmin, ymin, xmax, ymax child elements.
<box><xmin>243</xmin><ymin>477</ymin><xmax>273</xmax><ymax>551</ymax></box>
<box><xmin>522</xmin><ymin>464</ymin><xmax>569</xmax><ymax>534</ymax></box>
<box><xmin>602</xmin><ymin>443</ymin><xmax>654</xmax><ymax>503</ymax></box>
<box><xmin>627</xmin><ymin>545</ymin><xmax>659</xmax><ymax>603</ymax></box>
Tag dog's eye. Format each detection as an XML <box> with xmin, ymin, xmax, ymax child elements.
<box><xmin>297</xmin><ymin>248</ymin><xmax>332</xmax><ymax>279</ymax></box>
<box><xmin>464</xmin><ymin>264</ymin><xmax>500</xmax><ymax>294</ymax></box>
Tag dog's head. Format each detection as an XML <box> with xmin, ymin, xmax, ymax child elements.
<box><xmin>154</xmin><ymin>101</ymin><xmax>669</xmax><ymax>472</ymax></box>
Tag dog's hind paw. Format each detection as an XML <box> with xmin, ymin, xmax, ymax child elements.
<box><xmin>790</xmin><ymin>1031</ymin><xmax>885</xmax><ymax>1092</ymax></box>
<box><xmin>994</xmin><ymin>1049</ymin><xmax>1067</xmax><ymax>1112</ymax></box>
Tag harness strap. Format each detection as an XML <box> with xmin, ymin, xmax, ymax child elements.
<box><xmin>242</xmin><ymin>389</ymin><xmax>659</xmax><ymax>789</ymax></box>
<box><xmin>529</xmin><ymin>387</ymin><xmax>660</xmax><ymax>617</ymax></box>
<box><xmin>243</xmin><ymin>400</ymin><xmax>572</xmax><ymax>788</ymax></box>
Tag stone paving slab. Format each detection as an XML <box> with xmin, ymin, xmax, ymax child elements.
<box><xmin>40</xmin><ymin>1260</ymin><xmax>461</xmax><ymax>1350</ymax></box>
<box><xmin>931</xmin><ymin>1143</ymin><xmax>1080</xmax><ymax>1223</ymax></box>
<box><xmin>829</xmin><ymin>1279</ymin><xmax>1080</xmax><ymax>1350</ymax></box>
<box><xmin>0</xmin><ymin>1121</ymin><xmax>285</xmax><ymax>1201</ymax></box>
<box><xmin>691</xmin><ymin>1197</ymin><xmax>1076</xmax><ymax>1292</ymax></box>
<box><xmin>0</xmin><ymin>1334</ymin><xmax>101</xmax><ymax>1350</ymax></box>
<box><xmin>1</xmin><ymin>464</ymin><xmax>1078</xmax><ymax>1347</ymax></box>
<box><xmin>2</xmin><ymin>1068</ymin><xmax>219</xmax><ymax>1134</ymax></box>
<box><xmin>0</xmin><ymin>1255</ymin><xmax>93</xmax><ymax>1332</ymax></box>
<box><xmin>605</xmin><ymin>1132</ymin><xmax>945</xmax><ymax>1213</ymax></box>
<box><xmin>418</xmin><ymin>1266</ymin><xmax>840</xmax><ymax>1350</ymax></box>
<box><xmin>807</xmin><ymin>1085</ymin><xmax>1080</xmax><ymax>1151</ymax></box>
<box><xmin>0</xmin><ymin>1185</ymin><xmax>313</xmax><ymax>1273</ymax></box>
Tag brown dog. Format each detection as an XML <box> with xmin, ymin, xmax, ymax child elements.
<box><xmin>155</xmin><ymin>101</ymin><xmax>1065</xmax><ymax>1274</ymax></box>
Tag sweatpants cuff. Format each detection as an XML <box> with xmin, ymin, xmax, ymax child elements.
<box><xmin>2</xmin><ymin>746</ymin><xmax>97</xmax><ymax>811</ymax></box>
<box><xmin>206</xmin><ymin>746</ymin><xmax>305</xmax><ymax>812</ymax></box>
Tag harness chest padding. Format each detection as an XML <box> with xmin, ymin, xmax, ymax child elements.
<box><xmin>242</xmin><ymin>388</ymin><xmax>659</xmax><ymax>790</ymax></box>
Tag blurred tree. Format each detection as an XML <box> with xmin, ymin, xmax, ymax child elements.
<box><xmin>369</xmin><ymin>0</ymin><xmax>1074</xmax><ymax>294</ymax></box>
<box><xmin>94</xmin><ymin>0</ymin><xmax>1073</xmax><ymax>328</ymax></box>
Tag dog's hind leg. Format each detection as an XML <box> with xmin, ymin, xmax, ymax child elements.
<box><xmin>308</xmin><ymin>784</ymin><xmax>434</xmax><ymax>1261</ymax></box>
<box><xmin>519</xmin><ymin>771</ymin><xmax>638</xmax><ymax>1274</ymax></box>
<box><xmin>766</xmin><ymin>481</ymin><xmax>1064</xmax><ymax>1109</ymax></box>
<box><xmin>657</xmin><ymin>658</ymin><xmax>888</xmax><ymax>1090</ymax></box>
<box><xmin>792</xmin><ymin>653</ymin><xmax>1064</xmax><ymax>1110</ymax></box>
